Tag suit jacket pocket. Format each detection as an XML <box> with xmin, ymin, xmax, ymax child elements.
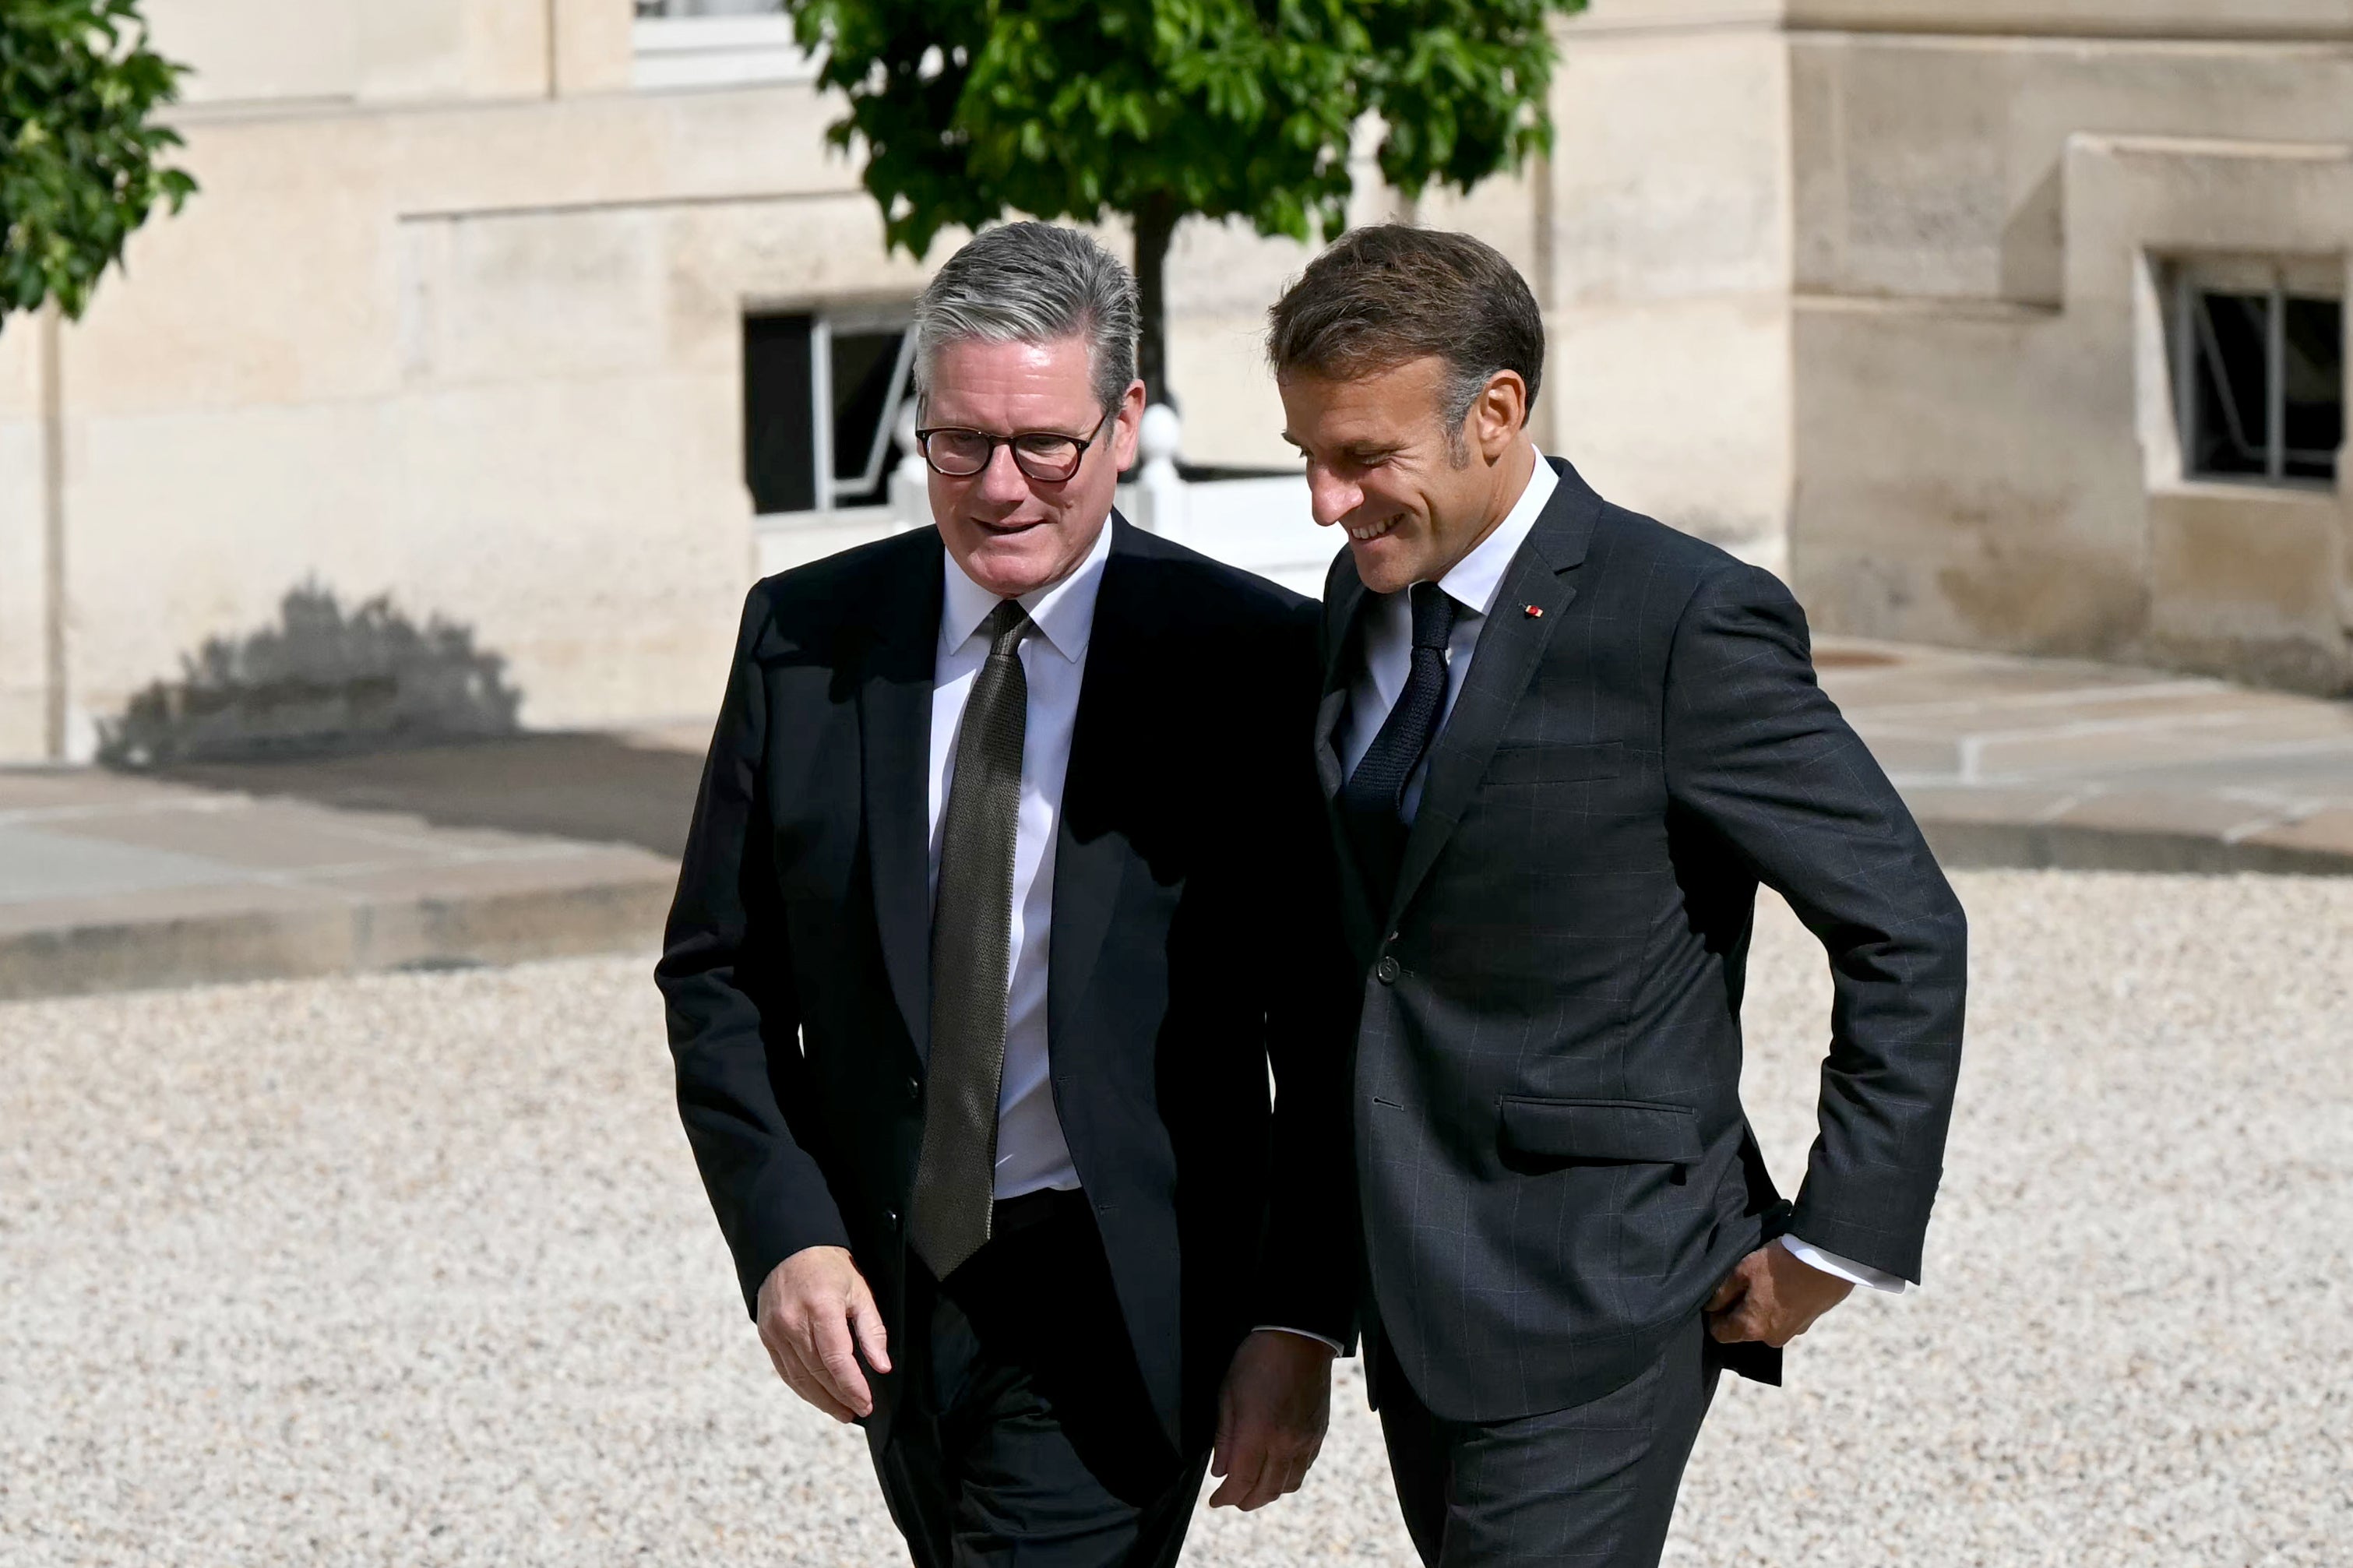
<box><xmin>1483</xmin><ymin>741</ymin><xmax>1626</xmax><ymax>786</ymax></box>
<box><xmin>1498</xmin><ymin>1096</ymin><xmax>1701</xmax><ymax>1168</ymax></box>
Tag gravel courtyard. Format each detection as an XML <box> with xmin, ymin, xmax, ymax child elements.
<box><xmin>4</xmin><ymin>869</ymin><xmax>2348</xmax><ymax>1566</ymax></box>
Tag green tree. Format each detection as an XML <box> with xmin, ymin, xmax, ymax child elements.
<box><xmin>787</xmin><ymin>0</ymin><xmax>1585</xmax><ymax>407</ymax></box>
<box><xmin>2</xmin><ymin>0</ymin><xmax>195</xmax><ymax>322</ymax></box>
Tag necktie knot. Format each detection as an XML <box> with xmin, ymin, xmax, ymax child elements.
<box><xmin>983</xmin><ymin>599</ymin><xmax>1031</xmax><ymax>658</ymax></box>
<box><xmin>1409</xmin><ymin>583</ymin><xmax>1457</xmax><ymax>653</ymax></box>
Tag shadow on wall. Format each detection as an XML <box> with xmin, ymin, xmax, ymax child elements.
<box><xmin>99</xmin><ymin>582</ymin><xmax>523</xmax><ymax>768</ymax></box>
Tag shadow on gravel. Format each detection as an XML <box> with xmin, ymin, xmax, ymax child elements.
<box><xmin>147</xmin><ymin>733</ymin><xmax>706</xmax><ymax>862</ymax></box>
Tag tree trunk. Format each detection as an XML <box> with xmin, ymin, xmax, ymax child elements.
<box><xmin>1132</xmin><ymin>192</ymin><xmax>1179</xmax><ymax>411</ymax></box>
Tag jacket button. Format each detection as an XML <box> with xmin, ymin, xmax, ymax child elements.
<box><xmin>905</xmin><ymin>1075</ymin><xmax>921</xmax><ymax>1101</ymax></box>
<box><xmin>884</xmin><ymin>1208</ymin><xmax>900</xmax><ymax>1230</ymax></box>
<box><xmin>1375</xmin><ymin>957</ymin><xmax>1401</xmax><ymax>985</ymax></box>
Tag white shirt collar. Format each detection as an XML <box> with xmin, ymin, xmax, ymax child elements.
<box><xmin>939</xmin><ymin>514</ymin><xmax>1113</xmax><ymax>664</ymax></box>
<box><xmin>1435</xmin><ymin>449</ymin><xmax>1557</xmax><ymax>619</ymax></box>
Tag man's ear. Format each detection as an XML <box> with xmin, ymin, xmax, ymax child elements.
<box><xmin>1111</xmin><ymin>377</ymin><xmax>1148</xmax><ymax>468</ymax></box>
<box><xmin>1473</xmin><ymin>371</ymin><xmax>1528</xmax><ymax>463</ymax></box>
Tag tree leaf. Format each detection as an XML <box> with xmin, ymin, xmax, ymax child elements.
<box><xmin>2</xmin><ymin>0</ymin><xmax>196</xmax><ymax>322</ymax></box>
<box><xmin>774</xmin><ymin>1</ymin><xmax>1587</xmax><ymax>391</ymax></box>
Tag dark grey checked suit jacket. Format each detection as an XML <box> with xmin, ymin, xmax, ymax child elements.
<box><xmin>1317</xmin><ymin>458</ymin><xmax>1968</xmax><ymax>1425</ymax></box>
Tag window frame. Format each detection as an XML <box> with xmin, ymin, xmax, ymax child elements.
<box><xmin>629</xmin><ymin>1</ymin><xmax>815</xmax><ymax>91</ymax></box>
<box><xmin>633</xmin><ymin>1</ymin><xmax>784</xmax><ymax>17</ymax></box>
<box><xmin>2169</xmin><ymin>255</ymin><xmax>2345</xmax><ymax>491</ymax></box>
<box><xmin>810</xmin><ymin>308</ymin><xmax>919</xmax><ymax>514</ymax></box>
<box><xmin>742</xmin><ymin>302</ymin><xmax>918</xmax><ymax>523</ymax></box>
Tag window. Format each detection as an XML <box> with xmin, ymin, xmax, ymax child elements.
<box><xmin>2172</xmin><ymin>260</ymin><xmax>2344</xmax><ymax>487</ymax></box>
<box><xmin>630</xmin><ymin>0</ymin><xmax>812</xmax><ymax>88</ymax></box>
<box><xmin>744</xmin><ymin>311</ymin><xmax>917</xmax><ymax>516</ymax></box>
<box><xmin>635</xmin><ymin>1</ymin><xmax>781</xmax><ymax>16</ymax></box>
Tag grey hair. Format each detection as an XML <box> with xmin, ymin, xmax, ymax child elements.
<box><xmin>912</xmin><ymin>222</ymin><xmax>1140</xmax><ymax>417</ymax></box>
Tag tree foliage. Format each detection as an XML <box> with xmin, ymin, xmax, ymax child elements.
<box><xmin>786</xmin><ymin>0</ymin><xmax>1586</xmax><ymax>400</ymax></box>
<box><xmin>2</xmin><ymin>0</ymin><xmax>195</xmax><ymax>322</ymax></box>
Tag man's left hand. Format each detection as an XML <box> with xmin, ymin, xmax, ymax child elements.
<box><xmin>1706</xmin><ymin>1242</ymin><xmax>1855</xmax><ymax>1348</ymax></box>
<box><xmin>1208</xmin><ymin>1330</ymin><xmax>1334</xmax><ymax>1510</ymax></box>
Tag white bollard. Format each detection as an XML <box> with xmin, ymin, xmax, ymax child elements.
<box><xmin>1124</xmin><ymin>403</ymin><xmax>1188</xmax><ymax>541</ymax></box>
<box><xmin>887</xmin><ymin>400</ymin><xmax>929</xmax><ymax>533</ymax></box>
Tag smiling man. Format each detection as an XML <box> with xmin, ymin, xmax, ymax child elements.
<box><xmin>1271</xmin><ymin>226</ymin><xmax>1969</xmax><ymax>1567</ymax></box>
<box><xmin>659</xmin><ymin>223</ymin><xmax>1355</xmax><ymax>1566</ymax></box>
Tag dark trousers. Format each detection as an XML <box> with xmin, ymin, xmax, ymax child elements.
<box><xmin>1378</xmin><ymin>1314</ymin><xmax>1721</xmax><ymax>1568</ymax></box>
<box><xmin>868</xmin><ymin>1191</ymin><xmax>1209</xmax><ymax>1568</ymax></box>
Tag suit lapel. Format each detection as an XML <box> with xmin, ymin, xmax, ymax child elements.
<box><xmin>1047</xmin><ymin>516</ymin><xmax>1150</xmax><ymax>1059</ymax></box>
<box><xmin>1385</xmin><ymin>460</ymin><xmax>1601</xmax><ymax>928</ymax></box>
<box><xmin>1314</xmin><ymin>571</ymin><xmax>1368</xmax><ymax>802</ymax></box>
<box><xmin>859</xmin><ymin>532</ymin><xmax>946</xmax><ymax>1064</ymax></box>
<box><xmin>1313</xmin><ymin>566</ymin><xmax>1384</xmax><ymax>958</ymax></box>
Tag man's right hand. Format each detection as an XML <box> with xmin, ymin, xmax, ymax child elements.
<box><xmin>756</xmin><ymin>1246</ymin><xmax>891</xmax><ymax>1422</ymax></box>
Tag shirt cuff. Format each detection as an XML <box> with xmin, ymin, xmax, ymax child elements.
<box><xmin>1776</xmin><ymin>1234</ymin><xmax>1913</xmax><ymax>1296</ymax></box>
<box><xmin>1251</xmin><ymin>1325</ymin><xmax>1345</xmax><ymax>1354</ymax></box>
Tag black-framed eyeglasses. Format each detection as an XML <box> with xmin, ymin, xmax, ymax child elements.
<box><xmin>914</xmin><ymin>411</ymin><xmax>1113</xmax><ymax>482</ymax></box>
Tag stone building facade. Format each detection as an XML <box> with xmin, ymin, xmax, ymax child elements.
<box><xmin>1525</xmin><ymin>1</ymin><xmax>2353</xmax><ymax>696</ymax></box>
<box><xmin>2</xmin><ymin>0</ymin><xmax>2346</xmax><ymax>763</ymax></box>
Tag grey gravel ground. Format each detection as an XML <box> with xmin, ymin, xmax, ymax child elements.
<box><xmin>4</xmin><ymin>869</ymin><xmax>2348</xmax><ymax>1566</ymax></box>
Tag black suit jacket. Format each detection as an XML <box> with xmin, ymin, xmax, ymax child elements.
<box><xmin>1319</xmin><ymin>460</ymin><xmax>1967</xmax><ymax>1425</ymax></box>
<box><xmin>658</xmin><ymin>516</ymin><xmax>1356</xmax><ymax>1452</ymax></box>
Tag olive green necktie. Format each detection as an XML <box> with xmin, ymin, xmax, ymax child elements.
<box><xmin>908</xmin><ymin>599</ymin><xmax>1031</xmax><ymax>1280</ymax></box>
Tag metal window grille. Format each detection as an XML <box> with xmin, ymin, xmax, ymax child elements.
<box><xmin>2173</xmin><ymin>266</ymin><xmax>2344</xmax><ymax>487</ymax></box>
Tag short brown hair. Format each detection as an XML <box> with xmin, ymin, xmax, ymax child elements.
<box><xmin>1266</xmin><ymin>225</ymin><xmax>1545</xmax><ymax>433</ymax></box>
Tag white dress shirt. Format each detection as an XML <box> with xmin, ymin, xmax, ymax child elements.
<box><xmin>933</xmin><ymin>521</ymin><xmax>1342</xmax><ymax>1351</ymax></box>
<box><xmin>1340</xmin><ymin>450</ymin><xmax>1909</xmax><ymax>1298</ymax></box>
<box><xmin>929</xmin><ymin>521</ymin><xmax>1112</xmax><ymax>1202</ymax></box>
<box><xmin>1337</xmin><ymin>453</ymin><xmax>1559</xmax><ymax>801</ymax></box>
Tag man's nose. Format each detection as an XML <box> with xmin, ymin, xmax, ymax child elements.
<box><xmin>974</xmin><ymin>442</ymin><xmax>1032</xmax><ymax>505</ymax></box>
<box><xmin>1306</xmin><ymin>466</ymin><xmax>1361</xmax><ymax>529</ymax></box>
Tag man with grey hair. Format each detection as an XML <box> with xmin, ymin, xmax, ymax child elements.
<box><xmin>660</xmin><ymin>220</ymin><xmax>1357</xmax><ymax>1566</ymax></box>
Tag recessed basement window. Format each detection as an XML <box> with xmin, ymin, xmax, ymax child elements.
<box><xmin>2172</xmin><ymin>261</ymin><xmax>2344</xmax><ymax>488</ymax></box>
<box><xmin>743</xmin><ymin>309</ymin><xmax>917</xmax><ymax>517</ymax></box>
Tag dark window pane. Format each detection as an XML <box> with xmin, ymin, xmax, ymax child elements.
<box><xmin>745</xmin><ymin>314</ymin><xmax>815</xmax><ymax>515</ymax></box>
<box><xmin>830</xmin><ymin>329</ymin><xmax>908</xmax><ymax>506</ymax></box>
<box><xmin>2189</xmin><ymin>291</ymin><xmax>2270</xmax><ymax>478</ymax></box>
<box><xmin>2281</xmin><ymin>295</ymin><xmax>2342</xmax><ymax>482</ymax></box>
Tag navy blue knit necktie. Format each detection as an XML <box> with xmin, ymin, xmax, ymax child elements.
<box><xmin>1340</xmin><ymin>583</ymin><xmax>1458</xmax><ymax>909</ymax></box>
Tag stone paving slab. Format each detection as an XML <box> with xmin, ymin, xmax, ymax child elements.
<box><xmin>1815</xmin><ymin>638</ymin><xmax>2353</xmax><ymax>874</ymax></box>
<box><xmin>2242</xmin><ymin>805</ymin><xmax>2353</xmax><ymax>858</ymax></box>
<box><xmin>0</xmin><ymin>640</ymin><xmax>2346</xmax><ymax>1001</ymax></box>
<box><xmin>0</xmin><ymin>761</ymin><xmax>678</xmax><ymax>1002</ymax></box>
